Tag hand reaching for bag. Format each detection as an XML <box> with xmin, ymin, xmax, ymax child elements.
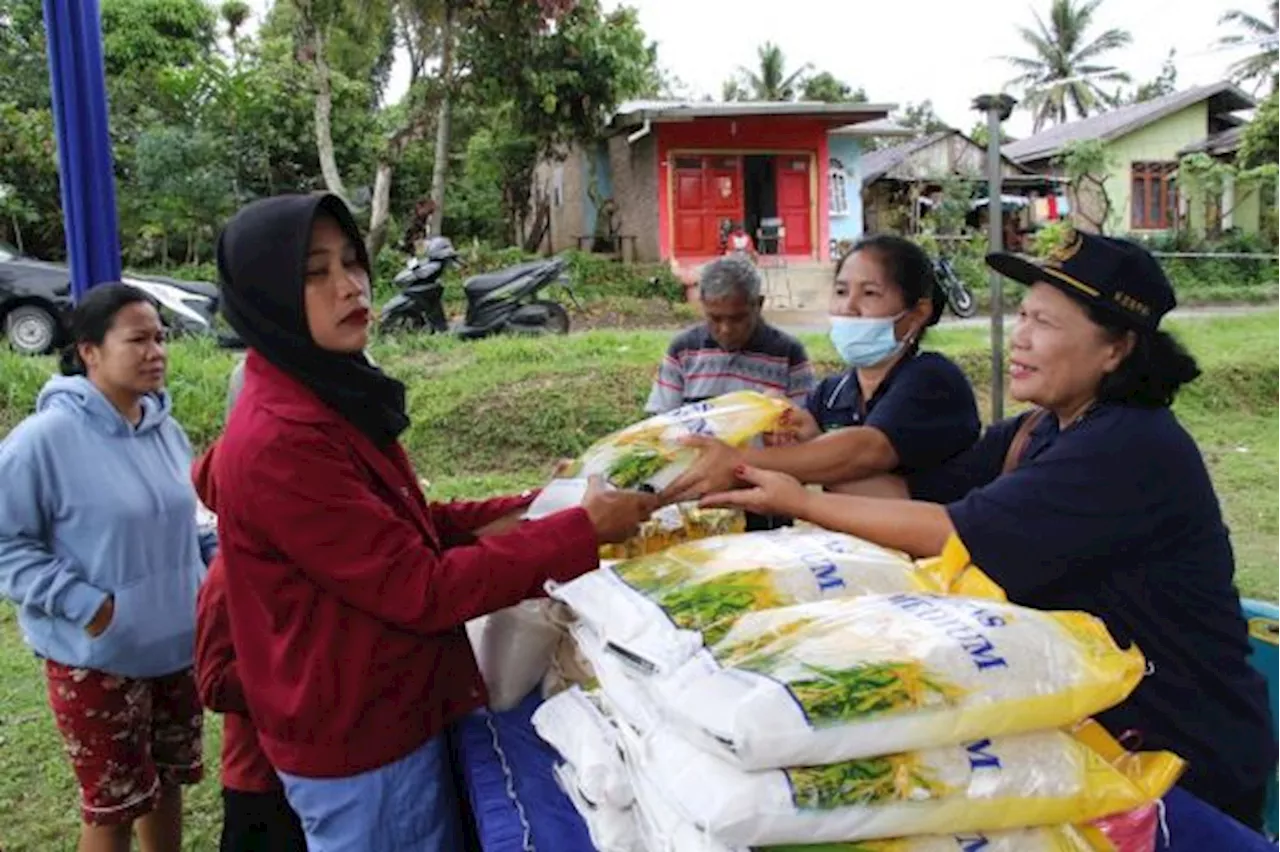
<box><xmin>658</xmin><ymin>435</ymin><xmax>743</xmax><ymax>505</ymax></box>
<box><xmin>699</xmin><ymin>465</ymin><xmax>810</xmax><ymax>519</ymax></box>
<box><xmin>582</xmin><ymin>475</ymin><xmax>659</xmax><ymax>544</ymax></box>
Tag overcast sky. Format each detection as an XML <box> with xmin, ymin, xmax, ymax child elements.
<box><xmin>246</xmin><ymin>0</ymin><xmax>1267</xmax><ymax>138</ymax></box>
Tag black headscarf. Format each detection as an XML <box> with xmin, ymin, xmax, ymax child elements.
<box><xmin>216</xmin><ymin>193</ymin><xmax>409</xmax><ymax>446</ymax></box>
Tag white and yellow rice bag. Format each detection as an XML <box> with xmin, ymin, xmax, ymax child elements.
<box><xmin>618</xmin><ymin>721</ymin><xmax>1114</xmax><ymax>852</ymax></box>
<box><xmin>553</xmin><ymin>761</ymin><xmax>644</xmax><ymax>852</ymax></box>
<box><xmin>650</xmin><ymin>594</ymin><xmax>1146</xmax><ymax>770</ymax></box>
<box><xmin>755</xmin><ymin>827</ymin><xmax>1112</xmax><ymax>852</ymax></box>
<box><xmin>622</xmin><ymin>719</ymin><xmax>1180</xmax><ymax>846</ymax></box>
<box><xmin>550</xmin><ymin>531</ymin><xmax>1003</xmax><ymax>677</ymax></box>
<box><xmin>525</xmin><ymin>391</ymin><xmax>791</xmax><ymax>519</ymax></box>
<box><xmin>533</xmin><ymin>686</ymin><xmax>633</xmax><ymax>810</ymax></box>
<box><xmin>599</xmin><ymin>503</ymin><xmax>746</xmax><ymax>560</ymax></box>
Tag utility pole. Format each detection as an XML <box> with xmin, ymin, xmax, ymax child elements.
<box><xmin>971</xmin><ymin>93</ymin><xmax>1017</xmax><ymax>422</ymax></box>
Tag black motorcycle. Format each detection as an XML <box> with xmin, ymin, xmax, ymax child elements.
<box><xmin>381</xmin><ymin>240</ymin><xmax>580</xmax><ymax>339</ymax></box>
<box><xmin>932</xmin><ymin>256</ymin><xmax>978</xmax><ymax>319</ymax></box>
<box><xmin>380</xmin><ymin>236</ymin><xmax>464</xmax><ymax>334</ymax></box>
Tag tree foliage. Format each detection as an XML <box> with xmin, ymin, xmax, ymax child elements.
<box><xmin>461</xmin><ymin>0</ymin><xmax>657</xmax><ymax>237</ymax></box>
<box><xmin>1054</xmin><ymin>138</ymin><xmax>1116</xmax><ymax>234</ymax></box>
<box><xmin>1240</xmin><ymin>89</ymin><xmax>1279</xmax><ymax>168</ymax></box>
<box><xmin>1179</xmin><ymin>152</ymin><xmax>1278</xmax><ymax>236</ymax></box>
<box><xmin>896</xmin><ymin>100</ymin><xmax>951</xmax><ymax>135</ymax></box>
<box><xmin>1004</xmin><ymin>0</ymin><xmax>1132</xmax><ymax>131</ymax></box>
<box><xmin>0</xmin><ymin>0</ymin><xmax>661</xmax><ymax>261</ymax></box>
<box><xmin>1127</xmin><ymin>49</ymin><xmax>1178</xmax><ymax>104</ymax></box>
<box><xmin>1217</xmin><ymin>1</ymin><xmax>1279</xmax><ymax>94</ymax></box>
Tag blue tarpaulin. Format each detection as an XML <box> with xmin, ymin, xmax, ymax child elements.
<box><xmin>43</xmin><ymin>0</ymin><xmax>121</xmax><ymax>301</ymax></box>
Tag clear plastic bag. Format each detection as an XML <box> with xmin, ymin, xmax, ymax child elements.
<box><xmin>465</xmin><ymin>599</ymin><xmax>562</xmax><ymax>711</ymax></box>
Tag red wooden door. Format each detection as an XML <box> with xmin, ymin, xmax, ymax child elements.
<box><xmin>673</xmin><ymin>155</ymin><xmax>742</xmax><ymax>257</ymax></box>
<box><xmin>775</xmin><ymin>156</ymin><xmax>812</xmax><ymax>256</ymax></box>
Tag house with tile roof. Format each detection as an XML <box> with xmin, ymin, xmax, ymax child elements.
<box><xmin>1002</xmin><ymin>81</ymin><xmax>1261</xmax><ymax>237</ymax></box>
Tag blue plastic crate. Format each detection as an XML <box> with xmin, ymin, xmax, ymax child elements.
<box><xmin>1241</xmin><ymin>597</ymin><xmax>1278</xmax><ymax>839</ymax></box>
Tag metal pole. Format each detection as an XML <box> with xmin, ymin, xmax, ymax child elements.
<box><xmin>985</xmin><ymin>106</ymin><xmax>1004</xmax><ymax>421</ymax></box>
<box><xmin>972</xmin><ymin>94</ymin><xmax>1016</xmax><ymax>423</ymax></box>
<box><xmin>43</xmin><ymin>0</ymin><xmax>121</xmax><ymax>301</ymax></box>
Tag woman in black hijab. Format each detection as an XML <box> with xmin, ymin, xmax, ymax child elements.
<box><xmin>210</xmin><ymin>193</ymin><xmax>655</xmax><ymax>851</ymax></box>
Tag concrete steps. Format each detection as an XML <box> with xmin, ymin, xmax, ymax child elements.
<box><xmin>757</xmin><ymin>260</ymin><xmax>834</xmax><ymax>311</ymax></box>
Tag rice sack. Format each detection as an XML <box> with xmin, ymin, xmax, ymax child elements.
<box><xmin>599</xmin><ymin>503</ymin><xmax>746</xmax><ymax>561</ymax></box>
<box><xmin>464</xmin><ymin>599</ymin><xmax>563</xmax><ymax>712</ymax></box>
<box><xmin>525</xmin><ymin>392</ymin><xmax>791</xmax><ymax>520</ymax></box>
<box><xmin>616</xmin><ymin>722</ymin><xmax>1114</xmax><ymax>852</ymax></box>
<box><xmin>757</xmin><ymin>827</ymin><xmax>1112</xmax><ymax>852</ymax></box>
<box><xmin>552</xmin><ymin>762</ymin><xmax>644</xmax><ymax>852</ymax></box>
<box><xmin>623</xmin><ymin>720</ymin><xmax>1181</xmax><ymax>846</ymax></box>
<box><xmin>650</xmin><ymin>594</ymin><xmax>1146</xmax><ymax>770</ymax></box>
<box><xmin>551</xmin><ymin>530</ymin><xmax>1004</xmax><ymax>676</ymax></box>
<box><xmin>532</xmin><ymin>686</ymin><xmax>633</xmax><ymax>809</ymax></box>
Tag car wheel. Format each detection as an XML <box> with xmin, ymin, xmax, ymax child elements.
<box><xmin>5</xmin><ymin>305</ymin><xmax>59</xmax><ymax>355</ymax></box>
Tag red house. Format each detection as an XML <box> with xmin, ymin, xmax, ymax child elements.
<box><xmin>527</xmin><ymin>100</ymin><xmax>894</xmax><ymax>270</ymax></box>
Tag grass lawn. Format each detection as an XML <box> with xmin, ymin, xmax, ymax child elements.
<box><xmin>0</xmin><ymin>310</ymin><xmax>1276</xmax><ymax>848</ymax></box>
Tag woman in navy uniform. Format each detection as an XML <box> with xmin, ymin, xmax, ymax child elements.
<box><xmin>700</xmin><ymin>231</ymin><xmax>1276</xmax><ymax>830</ymax></box>
<box><xmin>664</xmin><ymin>234</ymin><xmax>980</xmax><ymax>503</ymax></box>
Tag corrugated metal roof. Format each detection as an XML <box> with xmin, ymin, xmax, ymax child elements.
<box><xmin>858</xmin><ymin>132</ymin><xmax>955</xmax><ymax>184</ymax></box>
<box><xmin>611</xmin><ymin>99</ymin><xmax>895</xmax><ymax>126</ymax></box>
<box><xmin>858</xmin><ymin>130</ymin><xmax>1037</xmax><ymax>186</ymax></box>
<box><xmin>1178</xmin><ymin>125</ymin><xmax>1246</xmax><ymax>157</ymax></box>
<box><xmin>830</xmin><ymin>118</ymin><xmax>915</xmax><ymax>137</ymax></box>
<box><xmin>1002</xmin><ymin>81</ymin><xmax>1255</xmax><ymax>163</ymax></box>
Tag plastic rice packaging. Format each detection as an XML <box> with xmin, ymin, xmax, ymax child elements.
<box><xmin>533</xmin><ymin>686</ymin><xmax>633</xmax><ymax>809</ymax></box>
<box><xmin>649</xmin><ymin>594</ymin><xmax>1147</xmax><ymax>770</ymax></box>
<box><xmin>1089</xmin><ymin>803</ymin><xmax>1160</xmax><ymax>852</ymax></box>
<box><xmin>553</xmin><ymin>762</ymin><xmax>644</xmax><ymax>852</ymax></box>
<box><xmin>756</xmin><ymin>829</ymin><xmax>1113</xmax><ymax>852</ymax></box>
<box><xmin>525</xmin><ymin>391</ymin><xmax>791</xmax><ymax>519</ymax></box>
<box><xmin>621</xmin><ymin>719</ymin><xmax>1181</xmax><ymax>846</ymax></box>
<box><xmin>464</xmin><ymin>599</ymin><xmax>563</xmax><ymax>712</ymax></box>
<box><xmin>550</xmin><ymin>531</ymin><xmax>1004</xmax><ymax>677</ymax></box>
<box><xmin>599</xmin><ymin>503</ymin><xmax>746</xmax><ymax>560</ymax></box>
<box><xmin>618</xmin><ymin>720</ymin><xmax>1115</xmax><ymax>852</ymax></box>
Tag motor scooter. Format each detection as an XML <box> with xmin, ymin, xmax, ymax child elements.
<box><xmin>380</xmin><ymin>236</ymin><xmax>465</xmax><ymax>333</ymax></box>
<box><xmin>381</xmin><ymin>243</ymin><xmax>580</xmax><ymax>339</ymax></box>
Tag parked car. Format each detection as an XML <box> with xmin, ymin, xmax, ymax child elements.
<box><xmin>0</xmin><ymin>242</ymin><xmax>219</xmax><ymax>355</ymax></box>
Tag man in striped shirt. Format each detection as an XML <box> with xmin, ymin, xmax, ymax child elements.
<box><xmin>645</xmin><ymin>255</ymin><xmax>815</xmax><ymax>414</ymax></box>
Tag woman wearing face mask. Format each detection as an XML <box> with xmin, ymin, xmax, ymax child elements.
<box><xmin>699</xmin><ymin>232</ymin><xmax>1276</xmax><ymax>831</ymax></box>
<box><xmin>211</xmin><ymin>193</ymin><xmax>656</xmax><ymax>852</ymax></box>
<box><xmin>663</xmin><ymin>234</ymin><xmax>981</xmax><ymax>504</ymax></box>
<box><xmin>0</xmin><ymin>284</ymin><xmax>213</xmax><ymax>852</ymax></box>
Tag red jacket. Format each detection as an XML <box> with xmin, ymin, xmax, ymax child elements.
<box><xmin>213</xmin><ymin>351</ymin><xmax>600</xmax><ymax>778</ymax></box>
<box><xmin>192</xmin><ymin>444</ymin><xmax>280</xmax><ymax>793</ymax></box>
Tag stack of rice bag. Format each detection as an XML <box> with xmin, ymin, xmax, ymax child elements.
<box><xmin>535</xmin><ymin>529</ymin><xmax>1184</xmax><ymax>851</ymax></box>
<box><xmin>471</xmin><ymin>394</ymin><xmax>778</xmax><ymax>710</ymax></box>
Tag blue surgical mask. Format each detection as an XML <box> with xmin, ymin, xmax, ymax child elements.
<box><xmin>829</xmin><ymin>313</ymin><xmax>907</xmax><ymax>368</ymax></box>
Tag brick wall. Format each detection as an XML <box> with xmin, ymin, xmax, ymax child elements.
<box><xmin>608</xmin><ymin>134</ymin><xmax>660</xmax><ymax>261</ymax></box>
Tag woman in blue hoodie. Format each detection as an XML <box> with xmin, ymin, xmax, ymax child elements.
<box><xmin>0</xmin><ymin>283</ymin><xmax>213</xmax><ymax>852</ymax></box>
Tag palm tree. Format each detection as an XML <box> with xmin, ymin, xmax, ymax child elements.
<box><xmin>736</xmin><ymin>42</ymin><xmax>811</xmax><ymax>101</ymax></box>
<box><xmin>1217</xmin><ymin>1</ymin><xmax>1279</xmax><ymax>94</ymax></box>
<box><xmin>1003</xmin><ymin>0</ymin><xmax>1133</xmax><ymax>132</ymax></box>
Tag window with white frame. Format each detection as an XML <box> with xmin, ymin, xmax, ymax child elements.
<box><xmin>828</xmin><ymin>159</ymin><xmax>849</xmax><ymax>216</ymax></box>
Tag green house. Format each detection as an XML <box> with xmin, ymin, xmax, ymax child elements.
<box><xmin>1003</xmin><ymin>82</ymin><xmax>1259</xmax><ymax>237</ymax></box>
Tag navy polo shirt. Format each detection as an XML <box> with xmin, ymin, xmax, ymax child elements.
<box><xmin>944</xmin><ymin>403</ymin><xmax>1275</xmax><ymax>809</ymax></box>
<box><xmin>804</xmin><ymin>352</ymin><xmax>981</xmax><ymax>501</ymax></box>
